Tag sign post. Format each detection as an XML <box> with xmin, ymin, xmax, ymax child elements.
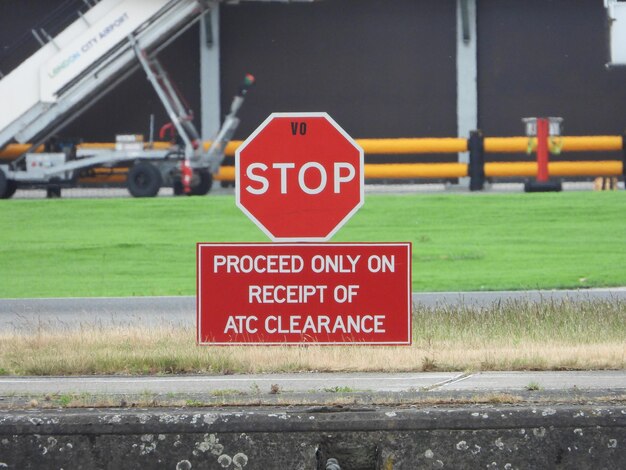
<box><xmin>198</xmin><ymin>112</ymin><xmax>412</xmax><ymax>345</ymax></box>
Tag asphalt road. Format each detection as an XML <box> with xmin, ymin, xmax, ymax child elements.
<box><xmin>1</xmin><ymin>288</ymin><xmax>625</xmax><ymax>331</ymax></box>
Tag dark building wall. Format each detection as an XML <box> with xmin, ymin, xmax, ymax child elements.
<box><xmin>477</xmin><ymin>0</ymin><xmax>626</xmax><ymax>137</ymax></box>
<box><xmin>219</xmin><ymin>0</ymin><xmax>457</xmax><ymax>141</ymax></box>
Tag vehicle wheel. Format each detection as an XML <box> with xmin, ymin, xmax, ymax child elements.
<box><xmin>188</xmin><ymin>169</ymin><xmax>213</xmax><ymax>196</ymax></box>
<box><xmin>46</xmin><ymin>185</ymin><xmax>62</xmax><ymax>198</ymax></box>
<box><xmin>0</xmin><ymin>169</ymin><xmax>11</xmax><ymax>199</ymax></box>
<box><xmin>0</xmin><ymin>169</ymin><xmax>7</xmax><ymax>197</ymax></box>
<box><xmin>46</xmin><ymin>178</ymin><xmax>62</xmax><ymax>198</ymax></box>
<box><xmin>127</xmin><ymin>162</ymin><xmax>162</xmax><ymax>197</ymax></box>
<box><xmin>1</xmin><ymin>180</ymin><xmax>17</xmax><ymax>199</ymax></box>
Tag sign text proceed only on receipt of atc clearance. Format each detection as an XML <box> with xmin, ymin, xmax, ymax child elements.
<box><xmin>196</xmin><ymin>112</ymin><xmax>413</xmax><ymax>345</ymax></box>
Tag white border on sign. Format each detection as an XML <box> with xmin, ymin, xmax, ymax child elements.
<box><xmin>196</xmin><ymin>242</ymin><xmax>412</xmax><ymax>346</ymax></box>
<box><xmin>235</xmin><ymin>112</ymin><xmax>365</xmax><ymax>242</ymax></box>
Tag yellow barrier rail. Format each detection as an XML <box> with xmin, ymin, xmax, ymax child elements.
<box><xmin>0</xmin><ymin>144</ymin><xmax>45</xmax><ymax>158</ymax></box>
<box><xmin>212</xmin><ymin>136</ymin><xmax>621</xmax><ymax>156</ymax></box>
<box><xmin>209</xmin><ymin>138</ymin><xmax>468</xmax><ymax>156</ymax></box>
<box><xmin>356</xmin><ymin>138</ymin><xmax>467</xmax><ymax>154</ymax></box>
<box><xmin>4</xmin><ymin>137</ymin><xmax>469</xmax><ymax>157</ymax></box>
<box><xmin>363</xmin><ymin>163</ymin><xmax>467</xmax><ymax>179</ymax></box>
<box><xmin>483</xmin><ymin>136</ymin><xmax>623</xmax><ymax>153</ymax></box>
<box><xmin>485</xmin><ymin>161</ymin><xmax>623</xmax><ymax>178</ymax></box>
<box><xmin>557</xmin><ymin>136</ymin><xmax>623</xmax><ymax>152</ymax></box>
<box><xmin>218</xmin><ymin>161</ymin><xmax>622</xmax><ymax>180</ymax></box>
<box><xmin>2</xmin><ymin>135</ymin><xmax>622</xmax><ymax>158</ymax></box>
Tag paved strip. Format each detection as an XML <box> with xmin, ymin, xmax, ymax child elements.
<box><xmin>0</xmin><ymin>372</ymin><xmax>459</xmax><ymax>395</ymax></box>
<box><xmin>1</xmin><ymin>288</ymin><xmax>625</xmax><ymax>331</ymax></box>
<box><xmin>0</xmin><ymin>296</ymin><xmax>193</xmax><ymax>331</ymax></box>
<box><xmin>0</xmin><ymin>371</ymin><xmax>623</xmax><ymax>396</ymax></box>
<box><xmin>0</xmin><ymin>296</ymin><xmax>193</xmax><ymax>317</ymax></box>
<box><xmin>437</xmin><ymin>371</ymin><xmax>626</xmax><ymax>391</ymax></box>
<box><xmin>412</xmin><ymin>287</ymin><xmax>626</xmax><ymax>308</ymax></box>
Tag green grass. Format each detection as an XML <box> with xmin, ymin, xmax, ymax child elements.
<box><xmin>323</xmin><ymin>386</ymin><xmax>355</xmax><ymax>393</ymax></box>
<box><xmin>1</xmin><ymin>191</ymin><xmax>625</xmax><ymax>297</ymax></box>
<box><xmin>526</xmin><ymin>381</ymin><xmax>542</xmax><ymax>391</ymax></box>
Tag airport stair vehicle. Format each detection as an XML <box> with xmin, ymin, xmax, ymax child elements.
<box><xmin>0</xmin><ymin>0</ymin><xmax>250</xmax><ymax>198</ymax></box>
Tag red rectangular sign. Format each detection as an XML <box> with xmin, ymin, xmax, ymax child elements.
<box><xmin>197</xmin><ymin>243</ymin><xmax>412</xmax><ymax>345</ymax></box>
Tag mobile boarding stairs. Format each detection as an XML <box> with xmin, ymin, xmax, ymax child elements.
<box><xmin>0</xmin><ymin>0</ymin><xmax>251</xmax><ymax>198</ymax></box>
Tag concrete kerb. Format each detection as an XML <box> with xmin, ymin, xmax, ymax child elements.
<box><xmin>0</xmin><ymin>405</ymin><xmax>624</xmax><ymax>469</ymax></box>
<box><xmin>1</xmin><ymin>404</ymin><xmax>625</xmax><ymax>434</ymax></box>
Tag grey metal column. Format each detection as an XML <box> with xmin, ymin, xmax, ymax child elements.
<box><xmin>200</xmin><ymin>1</ymin><xmax>221</xmax><ymax>140</ymax></box>
<box><xmin>456</xmin><ymin>0</ymin><xmax>477</xmax><ymax>187</ymax></box>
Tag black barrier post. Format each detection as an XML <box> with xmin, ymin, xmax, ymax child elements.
<box><xmin>622</xmin><ymin>134</ymin><xmax>626</xmax><ymax>188</ymax></box>
<box><xmin>468</xmin><ymin>130</ymin><xmax>485</xmax><ymax>191</ymax></box>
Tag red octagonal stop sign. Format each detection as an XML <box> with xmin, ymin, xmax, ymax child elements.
<box><xmin>236</xmin><ymin>112</ymin><xmax>364</xmax><ymax>241</ymax></box>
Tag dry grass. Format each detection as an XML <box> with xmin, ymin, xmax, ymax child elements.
<box><xmin>0</xmin><ymin>300</ymin><xmax>624</xmax><ymax>376</ymax></box>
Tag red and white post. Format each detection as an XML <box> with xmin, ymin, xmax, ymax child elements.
<box><xmin>523</xmin><ymin>116</ymin><xmax>562</xmax><ymax>192</ymax></box>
